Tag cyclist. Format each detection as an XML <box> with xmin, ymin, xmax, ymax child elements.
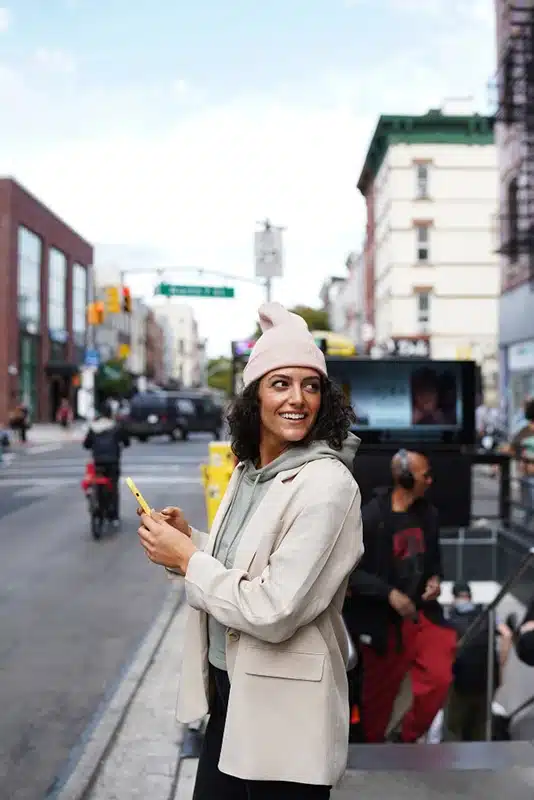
<box><xmin>83</xmin><ymin>400</ymin><xmax>130</xmax><ymax>526</ymax></box>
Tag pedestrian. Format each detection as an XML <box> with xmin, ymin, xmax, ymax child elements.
<box><xmin>506</xmin><ymin>597</ymin><xmax>534</xmax><ymax>667</ymax></box>
<box><xmin>56</xmin><ymin>398</ymin><xmax>73</xmax><ymax>428</ymax></box>
<box><xmin>345</xmin><ymin>449</ymin><xmax>457</xmax><ymax>743</ymax></box>
<box><xmin>507</xmin><ymin>398</ymin><xmax>534</xmax><ymax>527</ymax></box>
<box><xmin>137</xmin><ymin>301</ymin><xmax>363</xmax><ymax>799</ymax></box>
<box><xmin>9</xmin><ymin>399</ymin><xmax>29</xmax><ymax>443</ymax></box>
<box><xmin>83</xmin><ymin>400</ymin><xmax>130</xmax><ymax>526</ymax></box>
<box><xmin>445</xmin><ymin>581</ymin><xmax>512</xmax><ymax>742</ymax></box>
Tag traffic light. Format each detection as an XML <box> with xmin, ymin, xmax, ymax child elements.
<box><xmin>105</xmin><ymin>285</ymin><xmax>121</xmax><ymax>314</ymax></box>
<box><xmin>122</xmin><ymin>286</ymin><xmax>132</xmax><ymax>313</ymax></box>
<box><xmin>87</xmin><ymin>301</ymin><xmax>105</xmax><ymax>325</ymax></box>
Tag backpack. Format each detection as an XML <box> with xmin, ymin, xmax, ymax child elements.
<box><xmin>449</xmin><ymin>605</ymin><xmax>498</xmax><ymax>694</ymax></box>
<box><xmin>91</xmin><ymin>426</ymin><xmax>120</xmax><ymax>464</ymax></box>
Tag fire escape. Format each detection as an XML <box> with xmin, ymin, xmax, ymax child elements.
<box><xmin>496</xmin><ymin>4</ymin><xmax>534</xmax><ymax>287</ymax></box>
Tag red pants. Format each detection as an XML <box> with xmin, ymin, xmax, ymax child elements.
<box><xmin>360</xmin><ymin>612</ymin><xmax>456</xmax><ymax>743</ymax></box>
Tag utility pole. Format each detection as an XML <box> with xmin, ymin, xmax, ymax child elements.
<box><xmin>255</xmin><ymin>218</ymin><xmax>285</xmax><ymax>303</ymax></box>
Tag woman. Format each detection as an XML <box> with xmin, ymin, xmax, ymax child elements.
<box><xmin>138</xmin><ymin>302</ymin><xmax>363</xmax><ymax>799</ymax></box>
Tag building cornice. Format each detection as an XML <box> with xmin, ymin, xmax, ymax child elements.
<box><xmin>357</xmin><ymin>110</ymin><xmax>495</xmax><ymax>197</ymax></box>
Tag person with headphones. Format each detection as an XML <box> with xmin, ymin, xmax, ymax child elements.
<box><xmin>343</xmin><ymin>449</ymin><xmax>457</xmax><ymax>743</ymax></box>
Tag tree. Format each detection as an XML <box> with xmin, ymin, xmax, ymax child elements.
<box><xmin>95</xmin><ymin>358</ymin><xmax>133</xmax><ymax>400</ymax></box>
<box><xmin>252</xmin><ymin>305</ymin><xmax>330</xmax><ymax>338</ymax></box>
<box><xmin>290</xmin><ymin>305</ymin><xmax>330</xmax><ymax>332</ymax></box>
<box><xmin>207</xmin><ymin>357</ymin><xmax>232</xmax><ymax>395</ymax></box>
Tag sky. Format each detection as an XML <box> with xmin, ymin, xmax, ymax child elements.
<box><xmin>0</xmin><ymin>0</ymin><xmax>497</xmax><ymax>358</ymax></box>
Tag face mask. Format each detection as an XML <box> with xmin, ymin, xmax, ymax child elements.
<box><xmin>455</xmin><ymin>600</ymin><xmax>475</xmax><ymax>613</ymax></box>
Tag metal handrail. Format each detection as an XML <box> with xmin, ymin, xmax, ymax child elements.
<box><xmin>452</xmin><ymin>545</ymin><xmax>534</xmax><ymax>741</ymax></box>
<box><xmin>457</xmin><ymin>545</ymin><xmax>534</xmax><ymax>650</ymax></box>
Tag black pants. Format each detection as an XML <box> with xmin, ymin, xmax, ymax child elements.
<box><xmin>95</xmin><ymin>463</ymin><xmax>120</xmax><ymax>519</ymax></box>
<box><xmin>193</xmin><ymin>666</ymin><xmax>331</xmax><ymax>800</ymax></box>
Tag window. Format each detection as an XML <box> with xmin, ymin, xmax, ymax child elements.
<box><xmin>131</xmin><ymin>394</ymin><xmax>167</xmax><ymax>410</ymax></box>
<box><xmin>176</xmin><ymin>398</ymin><xmax>196</xmax><ymax>415</ymax></box>
<box><xmin>415</xmin><ymin>164</ymin><xmax>429</xmax><ymax>199</ymax></box>
<box><xmin>48</xmin><ymin>248</ymin><xmax>67</xmax><ymax>340</ymax></box>
<box><xmin>17</xmin><ymin>226</ymin><xmax>42</xmax><ymax>330</ymax></box>
<box><xmin>19</xmin><ymin>334</ymin><xmax>39</xmax><ymax>417</ymax></box>
<box><xmin>416</xmin><ymin>291</ymin><xmax>431</xmax><ymax>332</ymax></box>
<box><xmin>72</xmin><ymin>264</ymin><xmax>87</xmax><ymax>348</ymax></box>
<box><xmin>415</xmin><ymin>224</ymin><xmax>430</xmax><ymax>263</ymax></box>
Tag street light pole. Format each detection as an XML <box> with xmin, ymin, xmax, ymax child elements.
<box><xmin>256</xmin><ymin>218</ymin><xmax>284</xmax><ymax>303</ymax></box>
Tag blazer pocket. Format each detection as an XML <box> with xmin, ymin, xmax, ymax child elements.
<box><xmin>243</xmin><ymin>647</ymin><xmax>325</xmax><ymax>682</ymax></box>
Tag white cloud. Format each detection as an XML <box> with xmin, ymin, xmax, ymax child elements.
<box><xmin>0</xmin><ymin>7</ymin><xmax>10</xmax><ymax>32</ymax></box>
<box><xmin>33</xmin><ymin>47</ymin><xmax>76</xmax><ymax>74</ymax></box>
<box><xmin>0</xmin><ymin>2</ymin><xmax>496</xmax><ymax>357</ymax></box>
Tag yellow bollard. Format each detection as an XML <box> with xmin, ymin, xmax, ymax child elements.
<box><xmin>208</xmin><ymin>440</ymin><xmax>235</xmax><ymax>469</ymax></box>
<box><xmin>201</xmin><ymin>441</ymin><xmax>236</xmax><ymax>529</ymax></box>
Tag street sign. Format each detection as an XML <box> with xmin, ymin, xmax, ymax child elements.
<box><xmin>154</xmin><ymin>283</ymin><xmax>235</xmax><ymax>298</ymax></box>
<box><xmin>254</xmin><ymin>227</ymin><xmax>283</xmax><ymax>278</ymax></box>
<box><xmin>84</xmin><ymin>349</ymin><xmax>100</xmax><ymax>368</ymax></box>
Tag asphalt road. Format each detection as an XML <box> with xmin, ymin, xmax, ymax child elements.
<box><xmin>0</xmin><ymin>436</ymin><xmax>210</xmax><ymax>800</ymax></box>
<box><xmin>0</xmin><ymin>439</ymin><xmax>504</xmax><ymax>800</ymax></box>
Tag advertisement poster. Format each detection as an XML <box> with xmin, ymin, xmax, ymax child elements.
<box><xmin>341</xmin><ymin>362</ymin><xmax>462</xmax><ymax>430</ymax></box>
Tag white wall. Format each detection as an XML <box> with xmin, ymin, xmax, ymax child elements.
<box><xmin>327</xmin><ymin>252</ymin><xmax>365</xmax><ymax>346</ymax></box>
<box><xmin>152</xmin><ymin>301</ymin><xmax>202</xmax><ymax>387</ymax></box>
<box><xmin>127</xmin><ymin>300</ymin><xmax>147</xmax><ymax>377</ymax></box>
<box><xmin>372</xmin><ymin>139</ymin><xmax>499</xmax><ymax>391</ymax></box>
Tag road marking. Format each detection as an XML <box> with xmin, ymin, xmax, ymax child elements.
<box><xmin>120</xmin><ymin>476</ymin><xmax>200</xmax><ymax>485</ymax></box>
<box><xmin>24</xmin><ymin>444</ymin><xmax>63</xmax><ymax>455</ymax></box>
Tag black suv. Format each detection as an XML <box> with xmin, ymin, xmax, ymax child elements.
<box><xmin>124</xmin><ymin>391</ymin><xmax>223</xmax><ymax>442</ymax></box>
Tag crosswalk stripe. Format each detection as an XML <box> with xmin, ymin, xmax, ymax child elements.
<box><xmin>24</xmin><ymin>444</ymin><xmax>63</xmax><ymax>455</ymax></box>
<box><xmin>0</xmin><ymin>475</ymin><xmax>201</xmax><ymax>487</ymax></box>
<box><xmin>2</xmin><ymin>459</ymin><xmax>203</xmax><ymax>470</ymax></box>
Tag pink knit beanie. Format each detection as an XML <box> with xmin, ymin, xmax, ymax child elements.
<box><xmin>242</xmin><ymin>302</ymin><xmax>327</xmax><ymax>388</ymax></box>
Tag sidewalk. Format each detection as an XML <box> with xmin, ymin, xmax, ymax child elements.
<box><xmin>9</xmin><ymin>423</ymin><xmax>87</xmax><ymax>454</ymax></box>
<box><xmin>51</xmin><ymin>580</ymin><xmax>534</xmax><ymax>800</ymax></box>
<box><xmin>53</xmin><ymin>581</ymin><xmax>190</xmax><ymax>800</ymax></box>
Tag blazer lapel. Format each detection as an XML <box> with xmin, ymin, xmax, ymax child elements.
<box><xmin>232</xmin><ymin>465</ymin><xmax>304</xmax><ymax>574</ymax></box>
<box><xmin>204</xmin><ymin>466</ymin><xmax>244</xmax><ymax>557</ymax></box>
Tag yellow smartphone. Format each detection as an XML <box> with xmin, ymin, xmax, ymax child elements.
<box><xmin>126</xmin><ymin>477</ymin><xmax>151</xmax><ymax>515</ymax></box>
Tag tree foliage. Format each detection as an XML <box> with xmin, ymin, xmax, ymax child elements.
<box><xmin>253</xmin><ymin>305</ymin><xmax>330</xmax><ymax>338</ymax></box>
<box><xmin>207</xmin><ymin>357</ymin><xmax>232</xmax><ymax>395</ymax></box>
<box><xmin>95</xmin><ymin>358</ymin><xmax>133</xmax><ymax>398</ymax></box>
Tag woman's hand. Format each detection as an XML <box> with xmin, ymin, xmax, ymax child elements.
<box><xmin>136</xmin><ymin>505</ymin><xmax>192</xmax><ymax>537</ymax></box>
<box><xmin>160</xmin><ymin>506</ymin><xmax>192</xmax><ymax>537</ymax></box>
<box><xmin>138</xmin><ymin>511</ymin><xmax>197</xmax><ymax>573</ymax></box>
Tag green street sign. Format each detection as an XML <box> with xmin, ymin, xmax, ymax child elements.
<box><xmin>154</xmin><ymin>283</ymin><xmax>235</xmax><ymax>298</ymax></box>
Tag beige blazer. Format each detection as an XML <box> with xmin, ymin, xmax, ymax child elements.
<box><xmin>175</xmin><ymin>455</ymin><xmax>363</xmax><ymax>786</ymax></box>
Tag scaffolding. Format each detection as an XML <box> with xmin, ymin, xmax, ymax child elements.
<box><xmin>496</xmin><ymin>4</ymin><xmax>534</xmax><ymax>281</ymax></box>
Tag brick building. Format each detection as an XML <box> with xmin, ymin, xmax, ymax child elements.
<box><xmin>0</xmin><ymin>178</ymin><xmax>93</xmax><ymax>424</ymax></box>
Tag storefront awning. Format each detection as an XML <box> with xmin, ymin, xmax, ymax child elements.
<box><xmin>45</xmin><ymin>362</ymin><xmax>80</xmax><ymax>378</ymax></box>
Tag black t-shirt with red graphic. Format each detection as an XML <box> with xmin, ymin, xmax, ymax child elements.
<box><xmin>390</xmin><ymin>510</ymin><xmax>426</xmax><ymax>600</ymax></box>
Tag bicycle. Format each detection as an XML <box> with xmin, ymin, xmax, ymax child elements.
<box><xmin>81</xmin><ymin>462</ymin><xmax>114</xmax><ymax>539</ymax></box>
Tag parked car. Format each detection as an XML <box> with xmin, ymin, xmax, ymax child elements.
<box><xmin>123</xmin><ymin>391</ymin><xmax>223</xmax><ymax>442</ymax></box>
<box><xmin>173</xmin><ymin>391</ymin><xmax>224</xmax><ymax>439</ymax></box>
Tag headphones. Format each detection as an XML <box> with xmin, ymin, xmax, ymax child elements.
<box><xmin>395</xmin><ymin>448</ymin><xmax>415</xmax><ymax>490</ymax></box>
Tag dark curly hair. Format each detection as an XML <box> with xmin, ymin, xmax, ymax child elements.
<box><xmin>227</xmin><ymin>376</ymin><xmax>356</xmax><ymax>463</ymax></box>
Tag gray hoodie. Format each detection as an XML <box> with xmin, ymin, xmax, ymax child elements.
<box><xmin>208</xmin><ymin>432</ymin><xmax>360</xmax><ymax>670</ymax></box>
